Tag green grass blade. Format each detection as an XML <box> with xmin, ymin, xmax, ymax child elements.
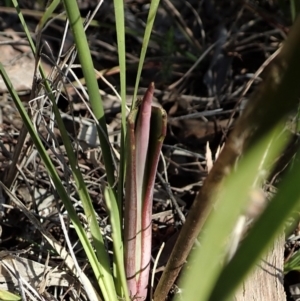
<box><xmin>37</xmin><ymin>0</ymin><xmax>61</xmax><ymax>30</ymax></box>
<box><xmin>113</xmin><ymin>0</ymin><xmax>126</xmax><ymax>115</ymax></box>
<box><xmin>0</xmin><ymin>290</ymin><xmax>21</xmax><ymax>301</ymax></box>
<box><xmin>11</xmin><ymin>0</ymin><xmax>55</xmax><ymax>95</ymax></box>
<box><xmin>105</xmin><ymin>187</ymin><xmax>130</xmax><ymax>301</ymax></box>
<box><xmin>11</xmin><ymin>0</ymin><xmax>37</xmax><ymax>54</ymax></box>
<box><xmin>49</xmin><ymin>100</ymin><xmax>118</xmax><ymax>301</ymax></box>
<box><xmin>62</xmin><ymin>0</ymin><xmax>115</xmax><ymax>188</ymax></box>
<box><xmin>113</xmin><ymin>0</ymin><xmax>127</xmax><ymax>233</ymax></box>
<box><xmin>176</xmin><ymin>123</ymin><xmax>289</xmax><ymax>301</ymax></box>
<box><xmin>208</xmin><ymin>137</ymin><xmax>300</xmax><ymax>301</ymax></box>
<box><xmin>285</xmin><ymin>249</ymin><xmax>300</xmax><ymax>273</ymax></box>
<box><xmin>132</xmin><ymin>0</ymin><xmax>161</xmax><ymax>108</ymax></box>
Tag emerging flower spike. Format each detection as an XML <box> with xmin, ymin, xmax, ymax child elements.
<box><xmin>124</xmin><ymin>82</ymin><xmax>167</xmax><ymax>299</ymax></box>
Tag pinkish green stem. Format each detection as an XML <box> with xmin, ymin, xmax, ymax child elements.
<box><xmin>124</xmin><ymin>83</ymin><xmax>167</xmax><ymax>299</ymax></box>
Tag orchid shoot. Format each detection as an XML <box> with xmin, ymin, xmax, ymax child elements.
<box><xmin>124</xmin><ymin>82</ymin><xmax>167</xmax><ymax>299</ymax></box>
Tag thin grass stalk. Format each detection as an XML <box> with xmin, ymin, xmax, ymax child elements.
<box><xmin>4</xmin><ymin>0</ymin><xmax>45</xmax><ymax>188</ymax></box>
<box><xmin>105</xmin><ymin>187</ymin><xmax>130</xmax><ymax>301</ymax></box>
<box><xmin>113</xmin><ymin>0</ymin><xmax>127</xmax><ymax>242</ymax></box>
<box><xmin>49</xmin><ymin>101</ymin><xmax>118</xmax><ymax>301</ymax></box>
<box><xmin>38</xmin><ymin>0</ymin><xmax>60</xmax><ymax>29</ymax></box>
<box><xmin>62</xmin><ymin>0</ymin><xmax>115</xmax><ymax>188</ymax></box>
<box><xmin>132</xmin><ymin>0</ymin><xmax>161</xmax><ymax>108</ymax></box>
<box><xmin>57</xmin><ymin>5</ymin><xmax>123</xmax><ymax>297</ymax></box>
